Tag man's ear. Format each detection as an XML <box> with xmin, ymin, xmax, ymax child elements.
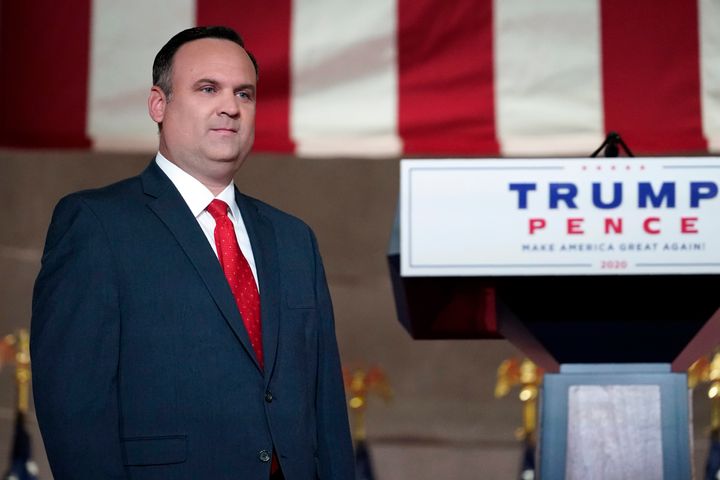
<box><xmin>148</xmin><ymin>86</ymin><xmax>167</xmax><ymax>123</ymax></box>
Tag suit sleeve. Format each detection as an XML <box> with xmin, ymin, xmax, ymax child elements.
<box><xmin>31</xmin><ymin>195</ymin><xmax>128</xmax><ymax>480</ymax></box>
<box><xmin>309</xmin><ymin>230</ymin><xmax>356</xmax><ymax>479</ymax></box>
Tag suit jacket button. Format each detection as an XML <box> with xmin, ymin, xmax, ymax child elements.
<box><xmin>259</xmin><ymin>450</ymin><xmax>271</xmax><ymax>462</ymax></box>
<box><xmin>265</xmin><ymin>391</ymin><xmax>273</xmax><ymax>403</ymax></box>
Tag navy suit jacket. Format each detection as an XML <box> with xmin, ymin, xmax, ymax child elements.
<box><xmin>31</xmin><ymin>161</ymin><xmax>354</xmax><ymax>480</ymax></box>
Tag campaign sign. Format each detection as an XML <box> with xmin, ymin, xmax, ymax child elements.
<box><xmin>400</xmin><ymin>157</ymin><xmax>720</xmax><ymax>276</ymax></box>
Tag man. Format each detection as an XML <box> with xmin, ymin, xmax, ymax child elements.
<box><xmin>31</xmin><ymin>26</ymin><xmax>354</xmax><ymax>480</ymax></box>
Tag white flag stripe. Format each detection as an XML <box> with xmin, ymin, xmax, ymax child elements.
<box><xmin>495</xmin><ymin>133</ymin><xmax>606</xmax><ymax>157</ymax></box>
<box><xmin>291</xmin><ymin>0</ymin><xmax>401</xmax><ymax>157</ymax></box>
<box><xmin>88</xmin><ymin>0</ymin><xmax>195</xmax><ymax>151</ymax></box>
<box><xmin>494</xmin><ymin>0</ymin><xmax>604</xmax><ymax>156</ymax></box>
<box><xmin>699</xmin><ymin>0</ymin><xmax>720</xmax><ymax>152</ymax></box>
<box><xmin>295</xmin><ymin>134</ymin><xmax>402</xmax><ymax>159</ymax></box>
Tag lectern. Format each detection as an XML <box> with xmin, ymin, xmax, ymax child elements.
<box><xmin>389</xmin><ymin>158</ymin><xmax>720</xmax><ymax>479</ymax></box>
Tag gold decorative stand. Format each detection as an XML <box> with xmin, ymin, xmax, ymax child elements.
<box><xmin>1</xmin><ymin>329</ymin><xmax>39</xmax><ymax>479</ymax></box>
<box><xmin>343</xmin><ymin>366</ymin><xmax>392</xmax><ymax>480</ymax></box>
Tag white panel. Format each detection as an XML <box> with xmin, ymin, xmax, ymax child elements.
<box><xmin>494</xmin><ymin>0</ymin><xmax>604</xmax><ymax>156</ymax></box>
<box><xmin>700</xmin><ymin>0</ymin><xmax>720</xmax><ymax>152</ymax></box>
<box><xmin>291</xmin><ymin>0</ymin><xmax>401</xmax><ymax>158</ymax></box>
<box><xmin>88</xmin><ymin>0</ymin><xmax>195</xmax><ymax>151</ymax></box>
<box><xmin>566</xmin><ymin>385</ymin><xmax>663</xmax><ymax>480</ymax></box>
<box><xmin>401</xmin><ymin>158</ymin><xmax>720</xmax><ymax>277</ymax></box>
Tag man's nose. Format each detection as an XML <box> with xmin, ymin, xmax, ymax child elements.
<box><xmin>218</xmin><ymin>91</ymin><xmax>240</xmax><ymax>117</ymax></box>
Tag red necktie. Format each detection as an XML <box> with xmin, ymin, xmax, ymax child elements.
<box><xmin>206</xmin><ymin>199</ymin><xmax>263</xmax><ymax>369</ymax></box>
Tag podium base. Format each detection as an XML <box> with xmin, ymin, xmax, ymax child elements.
<box><xmin>540</xmin><ymin>364</ymin><xmax>690</xmax><ymax>480</ymax></box>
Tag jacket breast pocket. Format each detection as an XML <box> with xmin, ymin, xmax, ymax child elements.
<box><xmin>285</xmin><ymin>279</ymin><xmax>315</xmax><ymax>309</ymax></box>
<box><xmin>122</xmin><ymin>434</ymin><xmax>187</xmax><ymax>466</ymax></box>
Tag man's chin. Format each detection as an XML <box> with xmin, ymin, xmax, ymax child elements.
<box><xmin>205</xmin><ymin>147</ymin><xmax>248</xmax><ymax>165</ymax></box>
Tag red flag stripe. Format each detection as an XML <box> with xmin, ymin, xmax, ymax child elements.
<box><xmin>398</xmin><ymin>0</ymin><xmax>499</xmax><ymax>155</ymax></box>
<box><xmin>600</xmin><ymin>0</ymin><xmax>706</xmax><ymax>153</ymax></box>
<box><xmin>0</xmin><ymin>1</ymin><xmax>92</xmax><ymax>148</ymax></box>
<box><xmin>197</xmin><ymin>0</ymin><xmax>295</xmax><ymax>153</ymax></box>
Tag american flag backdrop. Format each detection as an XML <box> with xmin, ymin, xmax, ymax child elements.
<box><xmin>1</xmin><ymin>0</ymin><xmax>719</xmax><ymax>158</ymax></box>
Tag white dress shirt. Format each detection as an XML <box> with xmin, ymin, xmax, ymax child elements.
<box><xmin>155</xmin><ymin>153</ymin><xmax>259</xmax><ymax>289</ymax></box>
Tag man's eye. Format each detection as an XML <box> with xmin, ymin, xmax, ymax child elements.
<box><xmin>236</xmin><ymin>91</ymin><xmax>250</xmax><ymax>99</ymax></box>
<box><xmin>200</xmin><ymin>86</ymin><xmax>216</xmax><ymax>93</ymax></box>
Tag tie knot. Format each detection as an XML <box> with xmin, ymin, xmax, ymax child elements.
<box><xmin>207</xmin><ymin>199</ymin><xmax>230</xmax><ymax>220</ymax></box>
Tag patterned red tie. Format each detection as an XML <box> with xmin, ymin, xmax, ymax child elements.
<box><xmin>206</xmin><ymin>199</ymin><xmax>263</xmax><ymax>369</ymax></box>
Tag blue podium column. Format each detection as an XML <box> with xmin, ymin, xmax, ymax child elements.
<box><xmin>540</xmin><ymin>364</ymin><xmax>691</xmax><ymax>480</ymax></box>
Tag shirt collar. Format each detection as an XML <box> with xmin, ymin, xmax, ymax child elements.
<box><xmin>155</xmin><ymin>152</ymin><xmax>237</xmax><ymax>218</ymax></box>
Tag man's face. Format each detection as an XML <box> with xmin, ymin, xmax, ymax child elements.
<box><xmin>149</xmin><ymin>38</ymin><xmax>257</xmax><ymax>189</ymax></box>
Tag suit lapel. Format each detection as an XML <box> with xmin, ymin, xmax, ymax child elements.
<box><xmin>140</xmin><ymin>162</ymin><xmax>263</xmax><ymax>372</ymax></box>
<box><xmin>236</xmin><ymin>189</ymin><xmax>281</xmax><ymax>383</ymax></box>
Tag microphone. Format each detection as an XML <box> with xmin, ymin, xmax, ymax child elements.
<box><xmin>590</xmin><ymin>131</ymin><xmax>634</xmax><ymax>158</ymax></box>
<box><xmin>605</xmin><ymin>132</ymin><xmax>619</xmax><ymax>157</ymax></box>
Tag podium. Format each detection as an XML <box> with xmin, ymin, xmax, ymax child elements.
<box><xmin>389</xmin><ymin>158</ymin><xmax>720</xmax><ymax>479</ymax></box>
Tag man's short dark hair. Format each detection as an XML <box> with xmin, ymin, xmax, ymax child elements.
<box><xmin>152</xmin><ymin>26</ymin><xmax>259</xmax><ymax>97</ymax></box>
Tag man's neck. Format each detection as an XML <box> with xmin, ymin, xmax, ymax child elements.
<box><xmin>157</xmin><ymin>149</ymin><xmax>235</xmax><ymax>196</ymax></box>
<box><xmin>155</xmin><ymin>152</ymin><xmax>234</xmax><ymax>198</ymax></box>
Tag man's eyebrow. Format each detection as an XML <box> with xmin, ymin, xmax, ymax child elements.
<box><xmin>193</xmin><ymin>78</ymin><xmax>220</xmax><ymax>87</ymax></box>
<box><xmin>235</xmin><ymin>83</ymin><xmax>256</xmax><ymax>92</ymax></box>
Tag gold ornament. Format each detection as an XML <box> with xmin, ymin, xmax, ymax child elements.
<box><xmin>343</xmin><ymin>366</ymin><xmax>392</xmax><ymax>443</ymax></box>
